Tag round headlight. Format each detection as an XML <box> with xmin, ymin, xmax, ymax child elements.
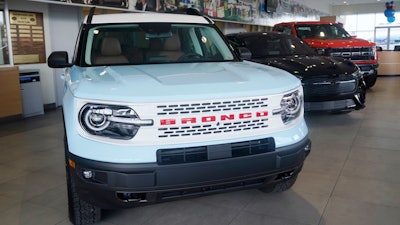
<box><xmin>79</xmin><ymin>104</ymin><xmax>141</xmax><ymax>140</ymax></box>
<box><xmin>83</xmin><ymin>108</ymin><xmax>110</xmax><ymax>131</ymax></box>
<box><xmin>282</xmin><ymin>92</ymin><xmax>302</xmax><ymax>115</ymax></box>
<box><xmin>273</xmin><ymin>90</ymin><xmax>303</xmax><ymax>124</ymax></box>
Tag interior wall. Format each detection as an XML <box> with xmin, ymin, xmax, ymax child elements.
<box><xmin>48</xmin><ymin>4</ymin><xmax>81</xmax><ymax>107</ymax></box>
<box><xmin>297</xmin><ymin>0</ymin><xmax>331</xmax><ymax>15</ymax></box>
<box><xmin>7</xmin><ymin>0</ymin><xmax>55</xmax><ymax>106</ymax></box>
<box><xmin>8</xmin><ymin>0</ymin><xmax>81</xmax><ymax>108</ymax></box>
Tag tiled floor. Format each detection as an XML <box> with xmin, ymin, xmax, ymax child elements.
<box><xmin>1</xmin><ymin>77</ymin><xmax>400</xmax><ymax>225</ymax></box>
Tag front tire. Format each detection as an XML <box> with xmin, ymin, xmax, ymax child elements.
<box><xmin>65</xmin><ymin>136</ymin><xmax>101</xmax><ymax>225</ymax></box>
<box><xmin>364</xmin><ymin>70</ymin><xmax>378</xmax><ymax>88</ymax></box>
<box><xmin>258</xmin><ymin>171</ymin><xmax>299</xmax><ymax>193</ymax></box>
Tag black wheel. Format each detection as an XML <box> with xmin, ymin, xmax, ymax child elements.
<box><xmin>65</xmin><ymin>136</ymin><xmax>101</xmax><ymax>225</ymax></box>
<box><xmin>364</xmin><ymin>71</ymin><xmax>377</xmax><ymax>88</ymax></box>
<box><xmin>354</xmin><ymin>82</ymin><xmax>367</xmax><ymax>110</ymax></box>
<box><xmin>258</xmin><ymin>171</ymin><xmax>298</xmax><ymax>193</ymax></box>
<box><xmin>358</xmin><ymin>86</ymin><xmax>366</xmax><ymax>105</ymax></box>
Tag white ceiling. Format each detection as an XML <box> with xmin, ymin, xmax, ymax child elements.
<box><xmin>328</xmin><ymin>0</ymin><xmax>386</xmax><ymax>5</ymax></box>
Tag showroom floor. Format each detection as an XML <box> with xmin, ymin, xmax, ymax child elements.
<box><xmin>1</xmin><ymin>77</ymin><xmax>400</xmax><ymax>225</ymax></box>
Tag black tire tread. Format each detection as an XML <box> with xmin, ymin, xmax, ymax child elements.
<box><xmin>258</xmin><ymin>174</ymin><xmax>298</xmax><ymax>193</ymax></box>
<box><xmin>65</xmin><ymin>135</ymin><xmax>101</xmax><ymax>225</ymax></box>
<box><xmin>364</xmin><ymin>72</ymin><xmax>377</xmax><ymax>88</ymax></box>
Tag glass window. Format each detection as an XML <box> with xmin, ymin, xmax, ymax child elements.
<box><xmin>84</xmin><ymin>23</ymin><xmax>234</xmax><ymax>66</ymax></box>
<box><xmin>342</xmin><ymin>12</ymin><xmax>400</xmax><ymax>50</ymax></box>
<box><xmin>357</xmin><ymin>14</ymin><xmax>376</xmax><ymax>30</ymax></box>
<box><xmin>344</xmin><ymin>14</ymin><xmax>358</xmax><ymax>32</ymax></box>
<box><xmin>375</xmin><ymin>27</ymin><xmax>388</xmax><ymax>50</ymax></box>
<box><xmin>295</xmin><ymin>24</ymin><xmax>351</xmax><ymax>39</ymax></box>
<box><xmin>389</xmin><ymin>27</ymin><xmax>400</xmax><ymax>50</ymax></box>
<box><xmin>354</xmin><ymin>31</ymin><xmax>375</xmax><ymax>42</ymax></box>
<box><xmin>0</xmin><ymin>0</ymin><xmax>10</xmax><ymax>65</ymax></box>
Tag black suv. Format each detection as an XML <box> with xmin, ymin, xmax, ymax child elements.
<box><xmin>226</xmin><ymin>31</ymin><xmax>366</xmax><ymax>113</ymax></box>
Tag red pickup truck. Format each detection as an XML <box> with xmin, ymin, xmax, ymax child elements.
<box><xmin>273</xmin><ymin>21</ymin><xmax>378</xmax><ymax>88</ymax></box>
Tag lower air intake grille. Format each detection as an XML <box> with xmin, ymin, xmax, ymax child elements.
<box><xmin>157</xmin><ymin>137</ymin><xmax>275</xmax><ymax>165</ymax></box>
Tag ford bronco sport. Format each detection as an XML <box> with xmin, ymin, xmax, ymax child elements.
<box><xmin>48</xmin><ymin>9</ymin><xmax>311</xmax><ymax>225</ymax></box>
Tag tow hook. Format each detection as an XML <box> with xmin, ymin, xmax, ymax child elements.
<box><xmin>116</xmin><ymin>192</ymin><xmax>148</xmax><ymax>203</ymax></box>
<box><xmin>276</xmin><ymin>170</ymin><xmax>295</xmax><ymax>180</ymax></box>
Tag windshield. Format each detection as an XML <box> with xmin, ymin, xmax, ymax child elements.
<box><xmin>83</xmin><ymin>23</ymin><xmax>235</xmax><ymax>66</ymax></box>
<box><xmin>233</xmin><ymin>34</ymin><xmax>316</xmax><ymax>58</ymax></box>
<box><xmin>295</xmin><ymin>24</ymin><xmax>352</xmax><ymax>40</ymax></box>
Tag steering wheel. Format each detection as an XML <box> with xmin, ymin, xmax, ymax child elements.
<box><xmin>178</xmin><ymin>53</ymin><xmax>203</xmax><ymax>61</ymax></box>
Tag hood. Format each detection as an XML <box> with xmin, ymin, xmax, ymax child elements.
<box><xmin>251</xmin><ymin>55</ymin><xmax>358</xmax><ymax>78</ymax></box>
<box><xmin>67</xmin><ymin>62</ymin><xmax>300</xmax><ymax>102</ymax></box>
<box><xmin>303</xmin><ymin>37</ymin><xmax>376</xmax><ymax>48</ymax></box>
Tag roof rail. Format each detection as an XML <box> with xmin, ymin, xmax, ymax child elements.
<box><xmin>87</xmin><ymin>7</ymin><xmax>96</xmax><ymax>24</ymax></box>
<box><xmin>185</xmin><ymin>8</ymin><xmax>202</xmax><ymax>16</ymax></box>
<box><xmin>165</xmin><ymin>7</ymin><xmax>202</xmax><ymax>16</ymax></box>
<box><xmin>165</xmin><ymin>8</ymin><xmax>213</xmax><ymax>24</ymax></box>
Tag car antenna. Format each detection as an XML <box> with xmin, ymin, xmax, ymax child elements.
<box><xmin>87</xmin><ymin>7</ymin><xmax>96</xmax><ymax>24</ymax></box>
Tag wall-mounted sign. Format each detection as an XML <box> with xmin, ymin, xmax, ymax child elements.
<box><xmin>9</xmin><ymin>11</ymin><xmax>46</xmax><ymax>64</ymax></box>
<box><xmin>10</xmin><ymin>11</ymin><xmax>38</xmax><ymax>25</ymax></box>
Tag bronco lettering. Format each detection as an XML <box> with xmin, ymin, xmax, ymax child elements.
<box><xmin>160</xmin><ymin>111</ymin><xmax>268</xmax><ymax>126</ymax></box>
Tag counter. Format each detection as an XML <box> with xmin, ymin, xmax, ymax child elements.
<box><xmin>0</xmin><ymin>66</ymin><xmax>22</xmax><ymax>119</ymax></box>
<box><xmin>377</xmin><ymin>51</ymin><xmax>400</xmax><ymax>76</ymax></box>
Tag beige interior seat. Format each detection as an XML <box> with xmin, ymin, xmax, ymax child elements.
<box><xmin>146</xmin><ymin>34</ymin><xmax>184</xmax><ymax>62</ymax></box>
<box><xmin>160</xmin><ymin>35</ymin><xmax>184</xmax><ymax>61</ymax></box>
<box><xmin>94</xmin><ymin>37</ymin><xmax>129</xmax><ymax>65</ymax></box>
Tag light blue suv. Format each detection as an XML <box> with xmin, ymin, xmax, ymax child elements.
<box><xmin>48</xmin><ymin>9</ymin><xmax>311</xmax><ymax>225</ymax></box>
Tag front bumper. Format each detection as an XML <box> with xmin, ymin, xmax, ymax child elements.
<box><xmin>305</xmin><ymin>99</ymin><xmax>357</xmax><ymax>112</ymax></box>
<box><xmin>68</xmin><ymin>136</ymin><xmax>311</xmax><ymax>209</ymax></box>
<box><xmin>357</xmin><ymin>63</ymin><xmax>378</xmax><ymax>76</ymax></box>
<box><xmin>302</xmin><ymin>72</ymin><xmax>367</xmax><ymax>112</ymax></box>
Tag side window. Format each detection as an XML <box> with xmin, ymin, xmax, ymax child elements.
<box><xmin>282</xmin><ymin>26</ymin><xmax>293</xmax><ymax>35</ymax></box>
<box><xmin>295</xmin><ymin>26</ymin><xmax>313</xmax><ymax>39</ymax></box>
<box><xmin>274</xmin><ymin>26</ymin><xmax>283</xmax><ymax>32</ymax></box>
<box><xmin>275</xmin><ymin>26</ymin><xmax>292</xmax><ymax>35</ymax></box>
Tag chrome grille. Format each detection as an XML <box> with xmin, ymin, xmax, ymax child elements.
<box><xmin>303</xmin><ymin>75</ymin><xmax>357</xmax><ymax>97</ymax></box>
<box><xmin>328</xmin><ymin>47</ymin><xmax>375</xmax><ymax>61</ymax></box>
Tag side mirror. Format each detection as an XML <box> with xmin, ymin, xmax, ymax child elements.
<box><xmin>236</xmin><ymin>47</ymin><xmax>252</xmax><ymax>60</ymax></box>
<box><xmin>48</xmin><ymin>51</ymin><xmax>72</xmax><ymax>68</ymax></box>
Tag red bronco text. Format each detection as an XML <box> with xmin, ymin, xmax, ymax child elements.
<box><xmin>160</xmin><ymin>111</ymin><xmax>269</xmax><ymax>126</ymax></box>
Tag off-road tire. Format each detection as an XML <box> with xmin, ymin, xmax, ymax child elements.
<box><xmin>65</xmin><ymin>136</ymin><xmax>101</xmax><ymax>225</ymax></box>
<box><xmin>258</xmin><ymin>173</ymin><xmax>298</xmax><ymax>193</ymax></box>
<box><xmin>364</xmin><ymin>71</ymin><xmax>377</xmax><ymax>88</ymax></box>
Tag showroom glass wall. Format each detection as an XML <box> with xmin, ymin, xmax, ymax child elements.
<box><xmin>343</xmin><ymin>13</ymin><xmax>400</xmax><ymax>50</ymax></box>
<box><xmin>0</xmin><ymin>0</ymin><xmax>11</xmax><ymax>65</ymax></box>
